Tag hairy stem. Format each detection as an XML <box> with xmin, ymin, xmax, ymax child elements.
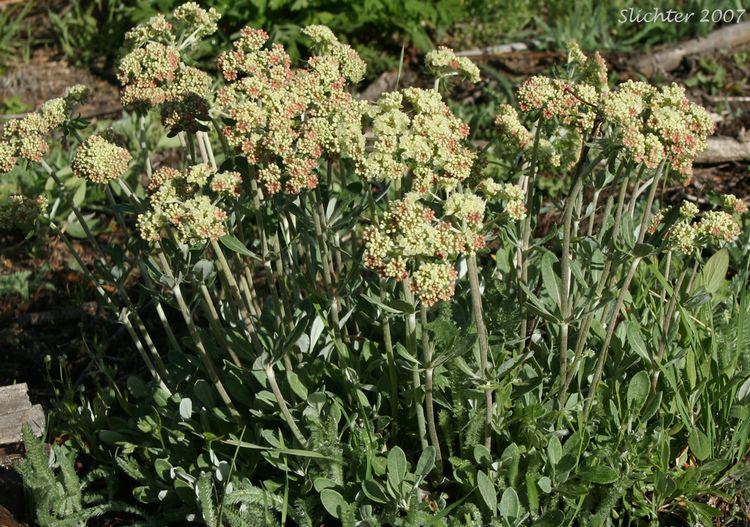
<box><xmin>403</xmin><ymin>278</ymin><xmax>428</xmax><ymax>449</ymax></box>
<box><xmin>467</xmin><ymin>253</ymin><xmax>493</xmax><ymax>450</ymax></box>
<box><xmin>265</xmin><ymin>364</ymin><xmax>308</xmax><ymax>446</ymax></box>
<box><xmin>420</xmin><ymin>304</ymin><xmax>443</xmax><ymax>472</ymax></box>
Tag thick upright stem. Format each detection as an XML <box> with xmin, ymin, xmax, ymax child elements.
<box><xmin>156</xmin><ymin>251</ymin><xmax>240</xmax><ymax>419</ymax></box>
<box><xmin>467</xmin><ymin>253</ymin><xmax>493</xmax><ymax>449</ymax></box>
<box><xmin>517</xmin><ymin>123</ymin><xmax>542</xmax><ymax>353</ymax></box>
<box><xmin>652</xmin><ymin>267</ymin><xmax>687</xmax><ymax>392</ymax></box>
<box><xmin>311</xmin><ymin>191</ymin><xmax>344</xmax><ymax>340</ymax></box>
<box><xmin>380</xmin><ymin>279</ymin><xmax>399</xmax><ymax>439</ymax></box>
<box><xmin>557</xmin><ymin>150</ymin><xmax>605</xmax><ymax>407</ymax></box>
<box><xmin>566</xmin><ymin>173</ymin><xmax>629</xmax><ymax>393</ymax></box>
<box><xmin>558</xmin><ymin>173</ymin><xmax>586</xmax><ymax>408</ymax></box>
<box><xmin>420</xmin><ymin>305</ymin><xmax>443</xmax><ymax>472</ymax></box>
<box><xmin>403</xmin><ymin>279</ymin><xmax>428</xmax><ymax>449</ymax></box>
<box><xmin>265</xmin><ymin>364</ymin><xmax>307</xmax><ymax>446</ymax></box>
<box><xmin>583</xmin><ymin>164</ymin><xmax>664</xmax><ymax>417</ymax></box>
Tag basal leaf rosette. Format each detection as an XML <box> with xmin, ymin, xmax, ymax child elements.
<box><xmin>137</xmin><ymin>163</ymin><xmax>242</xmax><ymax>246</ymax></box>
<box><xmin>649</xmin><ymin>196</ymin><xmax>746</xmax><ymax>256</ymax></box>
<box><xmin>0</xmin><ymin>85</ymin><xmax>90</xmax><ymax>175</ymax></box>
<box><xmin>216</xmin><ymin>26</ymin><xmax>366</xmax><ymax>196</ymax></box>
<box><xmin>359</xmin><ymin>88</ymin><xmax>476</xmax><ymax>193</ymax></box>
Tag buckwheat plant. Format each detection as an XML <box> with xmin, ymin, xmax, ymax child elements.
<box><xmin>3</xmin><ymin>6</ymin><xmax>748</xmax><ymax>525</ymax></box>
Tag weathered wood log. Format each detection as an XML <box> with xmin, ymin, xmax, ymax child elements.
<box><xmin>633</xmin><ymin>21</ymin><xmax>750</xmax><ymax>77</ymax></box>
<box><xmin>456</xmin><ymin>42</ymin><xmax>529</xmax><ymax>58</ymax></box>
<box><xmin>0</xmin><ymin>383</ymin><xmax>45</xmax><ymax>446</ymax></box>
<box><xmin>695</xmin><ymin>136</ymin><xmax>750</xmax><ymax>164</ymax></box>
<box><xmin>0</xmin><ymin>505</ymin><xmax>23</xmax><ymax>527</ymax></box>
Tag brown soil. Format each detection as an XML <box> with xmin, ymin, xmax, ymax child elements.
<box><xmin>0</xmin><ymin>48</ymin><xmax>121</xmax><ymax>118</ymax></box>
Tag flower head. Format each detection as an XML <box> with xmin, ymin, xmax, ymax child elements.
<box><xmin>425</xmin><ymin>46</ymin><xmax>481</xmax><ymax>84</ymax></box>
<box><xmin>411</xmin><ymin>262</ymin><xmax>458</xmax><ymax>306</ymax></box>
<box><xmin>72</xmin><ymin>135</ymin><xmax>131</xmax><ymax>184</ymax></box>
<box><xmin>360</xmin><ymin>88</ymin><xmax>475</xmax><ymax>193</ymax></box>
<box><xmin>723</xmin><ymin>194</ymin><xmax>747</xmax><ymax>215</ymax></box>
<box><xmin>697</xmin><ymin>211</ymin><xmax>741</xmax><ymax>243</ymax></box>
<box><xmin>0</xmin><ymin>195</ymin><xmax>46</xmax><ymax>231</ymax></box>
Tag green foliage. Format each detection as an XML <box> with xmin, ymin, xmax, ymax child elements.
<box><xmin>16</xmin><ymin>424</ymin><xmax>147</xmax><ymax>527</ymax></box>
<box><xmin>9</xmin><ymin>5</ymin><xmax>750</xmax><ymax>527</ymax></box>
<box><xmin>0</xmin><ymin>1</ymin><xmax>33</xmax><ymax>73</ymax></box>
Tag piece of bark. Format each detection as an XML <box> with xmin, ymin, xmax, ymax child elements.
<box><xmin>633</xmin><ymin>21</ymin><xmax>750</xmax><ymax>77</ymax></box>
<box><xmin>695</xmin><ymin>136</ymin><xmax>750</xmax><ymax>164</ymax></box>
<box><xmin>0</xmin><ymin>505</ymin><xmax>22</xmax><ymax>527</ymax></box>
<box><xmin>0</xmin><ymin>384</ymin><xmax>45</xmax><ymax>446</ymax></box>
<box><xmin>359</xmin><ymin>69</ymin><xmax>417</xmax><ymax>102</ymax></box>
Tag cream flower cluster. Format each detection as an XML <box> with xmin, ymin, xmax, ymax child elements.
<box><xmin>425</xmin><ymin>46</ymin><xmax>481</xmax><ymax>84</ymax></box>
<box><xmin>359</xmin><ymin>88</ymin><xmax>476</xmax><ymax>192</ymax></box>
<box><xmin>363</xmin><ymin>192</ymin><xmax>487</xmax><ymax>306</ymax></box>
<box><xmin>650</xmin><ymin>198</ymin><xmax>744</xmax><ymax>255</ymax></box>
<box><xmin>723</xmin><ymin>194</ymin><xmax>748</xmax><ymax>214</ymax></box>
<box><xmin>506</xmin><ymin>46</ymin><xmax>712</xmax><ymax>178</ymax></box>
<box><xmin>0</xmin><ymin>195</ymin><xmax>47</xmax><ymax>230</ymax></box>
<box><xmin>494</xmin><ymin>104</ymin><xmax>561</xmax><ymax>168</ymax></box>
<box><xmin>118</xmin><ymin>3</ymin><xmax>216</xmax><ymax>132</ymax></box>
<box><xmin>566</xmin><ymin>43</ymin><xmax>608</xmax><ymax>92</ymax></box>
<box><xmin>217</xmin><ymin>26</ymin><xmax>366</xmax><ymax>195</ymax></box>
<box><xmin>0</xmin><ymin>85</ymin><xmax>90</xmax><ymax>174</ymax></box>
<box><xmin>478</xmin><ymin>179</ymin><xmax>528</xmax><ymax>220</ymax></box>
<box><xmin>517</xmin><ymin>76</ymin><xmax>597</xmax><ymax>133</ymax></box>
<box><xmin>72</xmin><ymin>135</ymin><xmax>132</xmax><ymax>184</ymax></box>
<box><xmin>137</xmin><ymin>163</ymin><xmax>241</xmax><ymax>245</ymax></box>
<box><xmin>412</xmin><ymin>262</ymin><xmax>458</xmax><ymax>307</ymax></box>
<box><xmin>603</xmin><ymin>81</ymin><xmax>713</xmax><ymax>176</ymax></box>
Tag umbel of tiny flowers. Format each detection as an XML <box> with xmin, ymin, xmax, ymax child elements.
<box><xmin>216</xmin><ymin>25</ymin><xmax>367</xmax><ymax>196</ymax></box>
<box><xmin>72</xmin><ymin>135</ymin><xmax>132</xmax><ymax>184</ymax></box>
<box><xmin>0</xmin><ymin>195</ymin><xmax>47</xmax><ymax>231</ymax></box>
<box><xmin>724</xmin><ymin>193</ymin><xmax>748</xmax><ymax>215</ymax></box>
<box><xmin>137</xmin><ymin>163</ymin><xmax>241</xmax><ymax>245</ymax></box>
<box><xmin>425</xmin><ymin>46</ymin><xmax>481</xmax><ymax>84</ymax></box>
<box><xmin>118</xmin><ymin>2</ymin><xmax>216</xmax><ymax>134</ymax></box>
<box><xmin>359</xmin><ymin>88</ymin><xmax>476</xmax><ymax>192</ymax></box>
<box><xmin>0</xmin><ymin>85</ymin><xmax>90</xmax><ymax>174</ymax></box>
<box><xmin>650</xmin><ymin>198</ymin><xmax>744</xmax><ymax>255</ymax></box>
<box><xmin>478</xmin><ymin>178</ymin><xmax>528</xmax><ymax>221</ymax></box>
<box><xmin>602</xmin><ymin>81</ymin><xmax>714</xmax><ymax>177</ymax></box>
<box><xmin>494</xmin><ymin>104</ymin><xmax>562</xmax><ymax>168</ymax></box>
<box><xmin>510</xmin><ymin>45</ymin><xmax>713</xmax><ymax>178</ymax></box>
<box><xmin>363</xmin><ymin>187</ymin><xmax>513</xmax><ymax>306</ymax></box>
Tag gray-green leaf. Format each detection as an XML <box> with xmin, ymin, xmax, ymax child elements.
<box><xmin>320</xmin><ymin>488</ymin><xmax>346</xmax><ymax>519</ymax></box>
<box><xmin>477</xmin><ymin>470</ymin><xmax>497</xmax><ymax>514</ymax></box>
<box><xmin>416</xmin><ymin>446</ymin><xmax>436</xmax><ymax>477</ymax></box>
<box><xmin>499</xmin><ymin>487</ymin><xmax>520</xmax><ymax>518</ymax></box>
<box><xmin>626</xmin><ymin>370</ymin><xmax>650</xmax><ymax>412</ymax></box>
